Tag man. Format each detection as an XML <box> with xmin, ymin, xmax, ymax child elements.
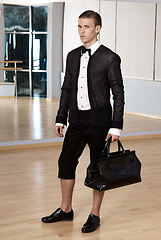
<box><xmin>41</xmin><ymin>10</ymin><xmax>124</xmax><ymax>233</ymax></box>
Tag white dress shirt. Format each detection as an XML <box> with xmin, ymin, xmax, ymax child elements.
<box><xmin>56</xmin><ymin>40</ymin><xmax>121</xmax><ymax>137</ymax></box>
<box><xmin>77</xmin><ymin>41</ymin><xmax>100</xmax><ymax>110</ymax></box>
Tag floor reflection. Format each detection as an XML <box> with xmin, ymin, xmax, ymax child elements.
<box><xmin>33</xmin><ymin>97</ymin><xmax>42</xmax><ymax>139</ymax></box>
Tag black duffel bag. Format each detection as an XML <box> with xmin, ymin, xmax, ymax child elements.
<box><xmin>84</xmin><ymin>137</ymin><xmax>142</xmax><ymax>191</ymax></box>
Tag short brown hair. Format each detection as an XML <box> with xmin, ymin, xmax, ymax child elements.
<box><xmin>79</xmin><ymin>10</ymin><xmax>102</xmax><ymax>28</ymax></box>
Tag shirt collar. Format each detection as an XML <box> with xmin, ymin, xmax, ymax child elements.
<box><xmin>86</xmin><ymin>41</ymin><xmax>101</xmax><ymax>55</ymax></box>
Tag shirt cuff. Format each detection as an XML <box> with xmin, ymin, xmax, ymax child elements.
<box><xmin>55</xmin><ymin>123</ymin><xmax>64</xmax><ymax>127</ymax></box>
<box><xmin>108</xmin><ymin>128</ymin><xmax>121</xmax><ymax>137</ymax></box>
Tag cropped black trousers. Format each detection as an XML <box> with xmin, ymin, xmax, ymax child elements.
<box><xmin>58</xmin><ymin>110</ymin><xmax>109</xmax><ymax>179</ymax></box>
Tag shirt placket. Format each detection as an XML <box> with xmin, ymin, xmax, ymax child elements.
<box><xmin>80</xmin><ymin>53</ymin><xmax>89</xmax><ymax>109</ymax></box>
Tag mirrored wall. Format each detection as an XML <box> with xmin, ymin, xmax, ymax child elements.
<box><xmin>3</xmin><ymin>4</ymin><xmax>47</xmax><ymax>97</ymax></box>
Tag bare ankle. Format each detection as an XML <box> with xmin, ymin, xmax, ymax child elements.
<box><xmin>61</xmin><ymin>205</ymin><xmax>72</xmax><ymax>213</ymax></box>
<box><xmin>90</xmin><ymin>210</ymin><xmax>100</xmax><ymax>217</ymax></box>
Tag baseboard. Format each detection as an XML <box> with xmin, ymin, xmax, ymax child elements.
<box><xmin>1</xmin><ymin>133</ymin><xmax>161</xmax><ymax>151</ymax></box>
<box><xmin>0</xmin><ymin>141</ymin><xmax>63</xmax><ymax>151</ymax></box>
<box><xmin>125</xmin><ymin>111</ymin><xmax>161</xmax><ymax>120</ymax></box>
<box><xmin>120</xmin><ymin>134</ymin><xmax>161</xmax><ymax>141</ymax></box>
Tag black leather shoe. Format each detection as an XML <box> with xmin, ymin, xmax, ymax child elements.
<box><xmin>41</xmin><ymin>208</ymin><xmax>74</xmax><ymax>223</ymax></box>
<box><xmin>81</xmin><ymin>214</ymin><xmax>100</xmax><ymax>233</ymax></box>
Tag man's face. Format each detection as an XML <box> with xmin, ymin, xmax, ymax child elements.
<box><xmin>78</xmin><ymin>17</ymin><xmax>100</xmax><ymax>46</ymax></box>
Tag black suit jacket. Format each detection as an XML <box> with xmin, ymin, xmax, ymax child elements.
<box><xmin>56</xmin><ymin>45</ymin><xmax>124</xmax><ymax>129</ymax></box>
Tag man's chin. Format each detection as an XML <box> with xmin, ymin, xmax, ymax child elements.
<box><xmin>80</xmin><ymin>38</ymin><xmax>87</xmax><ymax>44</ymax></box>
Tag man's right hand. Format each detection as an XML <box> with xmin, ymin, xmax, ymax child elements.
<box><xmin>55</xmin><ymin>126</ymin><xmax>64</xmax><ymax>137</ymax></box>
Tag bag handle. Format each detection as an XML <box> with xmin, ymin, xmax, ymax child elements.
<box><xmin>101</xmin><ymin>136</ymin><xmax>125</xmax><ymax>156</ymax></box>
<box><xmin>117</xmin><ymin>140</ymin><xmax>125</xmax><ymax>152</ymax></box>
<box><xmin>101</xmin><ymin>136</ymin><xmax>111</xmax><ymax>155</ymax></box>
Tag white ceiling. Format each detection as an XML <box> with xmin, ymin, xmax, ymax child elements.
<box><xmin>0</xmin><ymin>0</ymin><xmax>161</xmax><ymax>6</ymax></box>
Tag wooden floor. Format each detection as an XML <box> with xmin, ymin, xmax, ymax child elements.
<box><xmin>0</xmin><ymin>138</ymin><xmax>161</xmax><ymax>239</ymax></box>
<box><xmin>0</xmin><ymin>97</ymin><xmax>161</xmax><ymax>239</ymax></box>
<box><xmin>0</xmin><ymin>97</ymin><xmax>161</xmax><ymax>143</ymax></box>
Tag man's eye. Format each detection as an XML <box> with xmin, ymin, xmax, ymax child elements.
<box><xmin>85</xmin><ymin>26</ymin><xmax>89</xmax><ymax>28</ymax></box>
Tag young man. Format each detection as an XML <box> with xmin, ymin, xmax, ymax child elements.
<box><xmin>41</xmin><ymin>10</ymin><xmax>124</xmax><ymax>233</ymax></box>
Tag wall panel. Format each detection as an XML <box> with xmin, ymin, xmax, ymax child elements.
<box><xmin>100</xmin><ymin>1</ymin><xmax>116</xmax><ymax>52</ymax></box>
<box><xmin>155</xmin><ymin>4</ymin><xmax>161</xmax><ymax>81</ymax></box>
<box><xmin>84</xmin><ymin>0</ymin><xmax>99</xmax><ymax>12</ymax></box>
<box><xmin>117</xmin><ymin>2</ymin><xmax>155</xmax><ymax>80</ymax></box>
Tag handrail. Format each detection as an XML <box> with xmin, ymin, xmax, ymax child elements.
<box><xmin>0</xmin><ymin>68</ymin><xmax>22</xmax><ymax>70</ymax></box>
<box><xmin>0</xmin><ymin>60</ymin><xmax>23</xmax><ymax>98</ymax></box>
<box><xmin>0</xmin><ymin>61</ymin><xmax>23</xmax><ymax>63</ymax></box>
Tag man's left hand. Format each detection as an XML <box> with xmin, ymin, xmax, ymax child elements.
<box><xmin>106</xmin><ymin>133</ymin><xmax>119</xmax><ymax>142</ymax></box>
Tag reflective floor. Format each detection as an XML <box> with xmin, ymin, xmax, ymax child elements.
<box><xmin>0</xmin><ymin>97</ymin><xmax>161</xmax><ymax>143</ymax></box>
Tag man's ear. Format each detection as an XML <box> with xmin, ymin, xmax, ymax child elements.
<box><xmin>95</xmin><ymin>25</ymin><xmax>101</xmax><ymax>34</ymax></box>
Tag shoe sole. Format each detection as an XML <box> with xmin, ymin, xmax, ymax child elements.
<box><xmin>81</xmin><ymin>223</ymin><xmax>100</xmax><ymax>233</ymax></box>
<box><xmin>42</xmin><ymin>218</ymin><xmax>73</xmax><ymax>223</ymax></box>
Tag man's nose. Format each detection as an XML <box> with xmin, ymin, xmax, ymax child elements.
<box><xmin>81</xmin><ymin>27</ymin><xmax>85</xmax><ymax>33</ymax></box>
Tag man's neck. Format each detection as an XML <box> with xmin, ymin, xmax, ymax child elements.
<box><xmin>83</xmin><ymin>39</ymin><xmax>98</xmax><ymax>49</ymax></box>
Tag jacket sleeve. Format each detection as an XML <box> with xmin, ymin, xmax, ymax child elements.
<box><xmin>107</xmin><ymin>55</ymin><xmax>125</xmax><ymax>129</ymax></box>
<box><xmin>55</xmin><ymin>53</ymin><xmax>72</xmax><ymax>125</ymax></box>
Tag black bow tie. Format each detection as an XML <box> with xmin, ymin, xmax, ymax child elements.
<box><xmin>81</xmin><ymin>46</ymin><xmax>91</xmax><ymax>56</ymax></box>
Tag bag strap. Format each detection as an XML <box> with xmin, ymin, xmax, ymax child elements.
<box><xmin>101</xmin><ymin>137</ymin><xmax>125</xmax><ymax>156</ymax></box>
